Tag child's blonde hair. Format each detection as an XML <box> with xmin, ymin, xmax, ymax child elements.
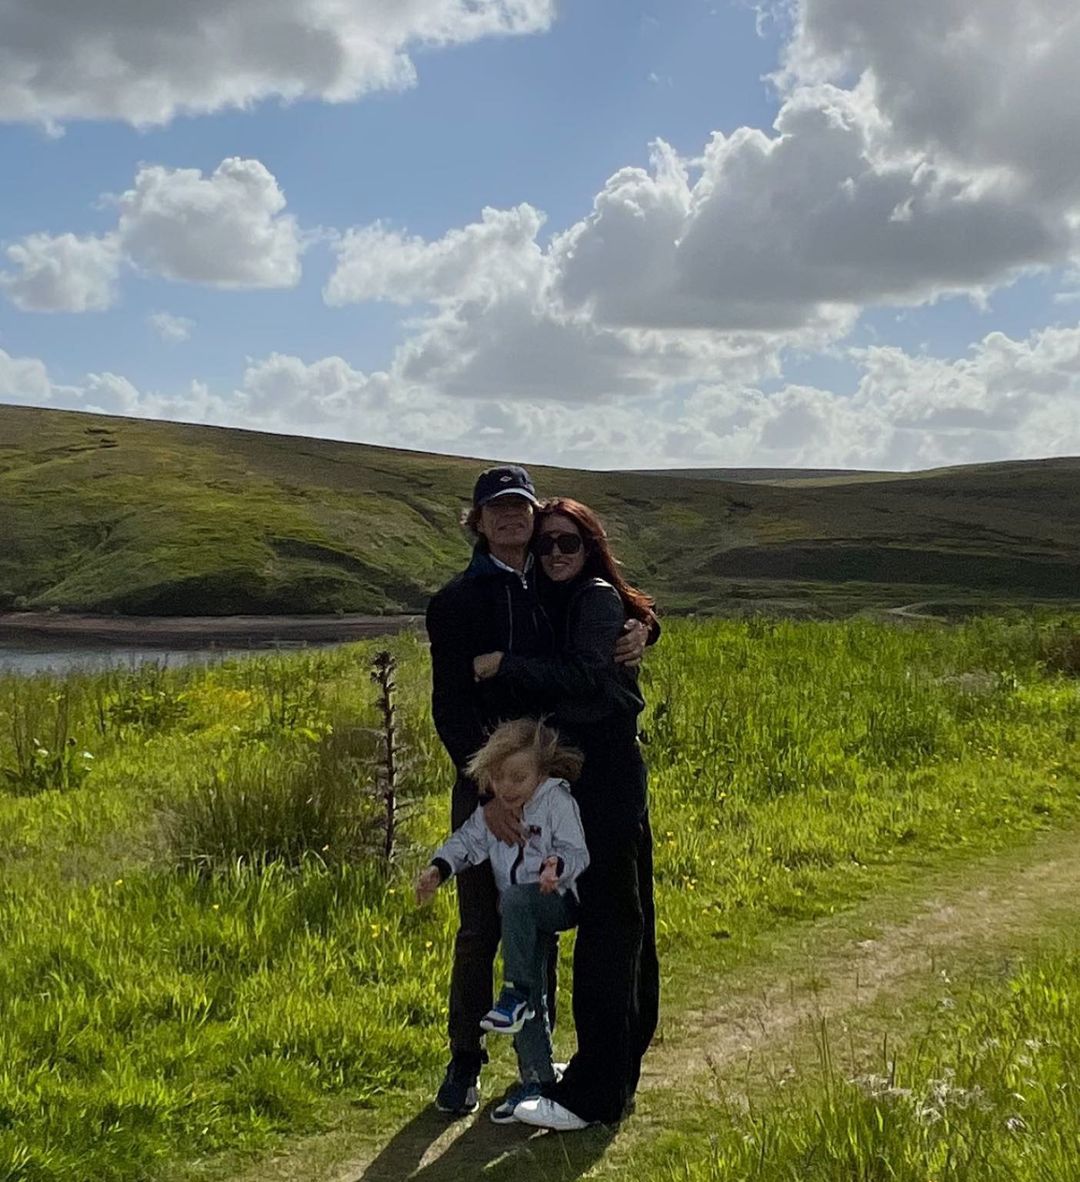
<box><xmin>465</xmin><ymin>718</ymin><xmax>584</xmax><ymax>791</ymax></box>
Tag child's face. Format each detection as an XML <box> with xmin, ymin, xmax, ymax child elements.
<box><xmin>490</xmin><ymin>750</ymin><xmax>544</xmax><ymax>810</ymax></box>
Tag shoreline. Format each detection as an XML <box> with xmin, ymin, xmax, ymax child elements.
<box><xmin>0</xmin><ymin>611</ymin><xmax>424</xmax><ymax>649</ymax></box>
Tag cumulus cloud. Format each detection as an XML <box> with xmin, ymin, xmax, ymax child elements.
<box><xmin>10</xmin><ymin>310</ymin><xmax>1080</xmax><ymax>472</ymax></box>
<box><xmin>779</xmin><ymin>0</ymin><xmax>1080</xmax><ymax>201</ymax></box>
<box><xmin>324</xmin><ymin>0</ymin><xmax>1080</xmax><ymax>407</ymax></box>
<box><xmin>117</xmin><ymin>158</ymin><xmax>302</xmax><ymax>288</ymax></box>
<box><xmin>147</xmin><ymin>312</ymin><xmax>195</xmax><ymax>343</ymax></box>
<box><xmin>0</xmin><ymin>0</ymin><xmax>555</xmax><ymax>128</ymax></box>
<box><xmin>181</xmin><ymin>321</ymin><xmax>1080</xmax><ymax>468</ymax></box>
<box><xmin>556</xmin><ymin>103</ymin><xmax>1065</xmax><ymax>334</ymax></box>
<box><xmin>2</xmin><ymin>157</ymin><xmax>302</xmax><ymax>312</ymax></box>
<box><xmin>0</xmin><ymin>349</ymin><xmax>55</xmax><ymax>403</ymax></box>
<box><xmin>325</xmin><ymin>205</ymin><xmax>546</xmax><ymax>307</ymax></box>
<box><xmin>0</xmin><ymin>232</ymin><xmax>121</xmax><ymax>312</ymax></box>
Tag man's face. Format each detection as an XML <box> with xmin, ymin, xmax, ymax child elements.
<box><xmin>477</xmin><ymin>495</ymin><xmax>534</xmax><ymax>550</ymax></box>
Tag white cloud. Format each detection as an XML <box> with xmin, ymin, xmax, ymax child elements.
<box><xmin>0</xmin><ymin>0</ymin><xmax>555</xmax><ymax>128</ymax></box>
<box><xmin>147</xmin><ymin>312</ymin><xmax>195</xmax><ymax>343</ymax></box>
<box><xmin>553</xmin><ymin>95</ymin><xmax>1068</xmax><ymax>336</ymax></box>
<box><xmin>325</xmin><ymin>205</ymin><xmax>546</xmax><ymax>307</ymax></box>
<box><xmin>218</xmin><ymin>322</ymin><xmax>1080</xmax><ymax>468</ymax></box>
<box><xmin>779</xmin><ymin>0</ymin><xmax>1080</xmax><ymax>202</ymax></box>
<box><xmin>4</xmin><ymin>317</ymin><xmax>1080</xmax><ymax>470</ymax></box>
<box><xmin>2</xmin><ymin>157</ymin><xmax>303</xmax><ymax>312</ymax></box>
<box><xmin>117</xmin><ymin>158</ymin><xmax>302</xmax><ymax>288</ymax></box>
<box><xmin>0</xmin><ymin>232</ymin><xmax>121</xmax><ymax>312</ymax></box>
<box><xmin>0</xmin><ymin>348</ymin><xmax>55</xmax><ymax>403</ymax></box>
<box><xmin>323</xmin><ymin>1</ymin><xmax>1080</xmax><ymax>406</ymax></box>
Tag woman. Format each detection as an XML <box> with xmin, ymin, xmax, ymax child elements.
<box><xmin>472</xmin><ymin>497</ymin><xmax>660</xmax><ymax>1129</ymax></box>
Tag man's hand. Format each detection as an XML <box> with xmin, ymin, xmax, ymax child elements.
<box><xmin>482</xmin><ymin>796</ymin><xmax>524</xmax><ymax>845</ymax></box>
<box><xmin>473</xmin><ymin>651</ymin><xmax>504</xmax><ymax>681</ymax></box>
<box><xmin>613</xmin><ymin>618</ymin><xmax>648</xmax><ymax>667</ymax></box>
<box><xmin>539</xmin><ymin>856</ymin><xmax>560</xmax><ymax>895</ymax></box>
<box><xmin>415</xmin><ymin>865</ymin><xmax>441</xmax><ymax>905</ymax></box>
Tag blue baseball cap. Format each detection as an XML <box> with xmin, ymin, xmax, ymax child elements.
<box><xmin>472</xmin><ymin>465</ymin><xmax>540</xmax><ymax>508</ymax></box>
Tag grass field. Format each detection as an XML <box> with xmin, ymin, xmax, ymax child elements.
<box><xmin>3</xmin><ymin>404</ymin><xmax>1080</xmax><ymax>616</ymax></box>
<box><xmin>1</xmin><ymin>613</ymin><xmax>1078</xmax><ymax>1181</ymax></box>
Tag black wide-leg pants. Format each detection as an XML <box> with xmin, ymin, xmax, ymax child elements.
<box><xmin>544</xmin><ymin>744</ymin><xmax>659</xmax><ymax>1124</ymax></box>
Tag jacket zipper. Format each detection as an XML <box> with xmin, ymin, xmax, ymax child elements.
<box><xmin>509</xmin><ymin>843</ymin><xmax>525</xmax><ymax>885</ymax></box>
<box><xmin>505</xmin><ymin>585</ymin><xmax>514</xmax><ymax>652</ymax></box>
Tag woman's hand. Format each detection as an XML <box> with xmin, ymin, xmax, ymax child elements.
<box><xmin>539</xmin><ymin>856</ymin><xmax>560</xmax><ymax>895</ymax></box>
<box><xmin>415</xmin><ymin>865</ymin><xmax>441</xmax><ymax>905</ymax></box>
<box><xmin>613</xmin><ymin>619</ymin><xmax>648</xmax><ymax>667</ymax></box>
<box><xmin>473</xmin><ymin>651</ymin><xmax>504</xmax><ymax>681</ymax></box>
<box><xmin>483</xmin><ymin>796</ymin><xmax>524</xmax><ymax>846</ymax></box>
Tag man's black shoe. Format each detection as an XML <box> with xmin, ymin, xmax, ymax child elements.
<box><xmin>435</xmin><ymin>1054</ymin><xmax>481</xmax><ymax>1116</ymax></box>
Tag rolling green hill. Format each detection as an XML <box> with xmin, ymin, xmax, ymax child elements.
<box><xmin>2</xmin><ymin>403</ymin><xmax>1079</xmax><ymax>616</ymax></box>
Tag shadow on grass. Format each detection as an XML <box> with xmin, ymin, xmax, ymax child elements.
<box><xmin>353</xmin><ymin>1102</ymin><xmax>616</xmax><ymax>1182</ymax></box>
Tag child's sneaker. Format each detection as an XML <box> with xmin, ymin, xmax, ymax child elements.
<box><xmin>490</xmin><ymin>1080</ymin><xmax>542</xmax><ymax>1124</ymax></box>
<box><xmin>479</xmin><ymin>988</ymin><xmax>534</xmax><ymax>1034</ymax></box>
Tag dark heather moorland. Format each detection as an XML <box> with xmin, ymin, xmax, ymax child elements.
<box><xmin>2</xmin><ymin>403</ymin><xmax>1080</xmax><ymax>619</ymax></box>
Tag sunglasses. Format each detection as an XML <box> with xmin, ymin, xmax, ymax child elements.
<box><xmin>536</xmin><ymin>532</ymin><xmax>584</xmax><ymax>557</ymax></box>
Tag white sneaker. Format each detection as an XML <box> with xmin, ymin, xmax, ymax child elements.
<box><xmin>513</xmin><ymin>1096</ymin><xmax>590</xmax><ymax>1131</ymax></box>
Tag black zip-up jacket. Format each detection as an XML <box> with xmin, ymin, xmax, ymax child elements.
<box><xmin>498</xmin><ymin>577</ymin><xmax>646</xmax><ymax>729</ymax></box>
<box><xmin>426</xmin><ymin>547</ymin><xmax>556</xmax><ymax>774</ymax></box>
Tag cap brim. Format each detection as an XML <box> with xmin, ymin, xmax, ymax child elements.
<box><xmin>477</xmin><ymin>488</ymin><xmax>540</xmax><ymax>507</ymax></box>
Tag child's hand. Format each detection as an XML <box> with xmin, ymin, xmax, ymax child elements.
<box><xmin>539</xmin><ymin>857</ymin><xmax>560</xmax><ymax>895</ymax></box>
<box><xmin>415</xmin><ymin>866</ymin><xmax>441</xmax><ymax>905</ymax></box>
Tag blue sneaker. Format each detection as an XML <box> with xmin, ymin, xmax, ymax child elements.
<box><xmin>490</xmin><ymin>1080</ymin><xmax>543</xmax><ymax>1124</ymax></box>
<box><xmin>479</xmin><ymin>988</ymin><xmax>534</xmax><ymax>1034</ymax></box>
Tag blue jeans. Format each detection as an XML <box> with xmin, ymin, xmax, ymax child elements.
<box><xmin>499</xmin><ymin>883</ymin><xmax>578</xmax><ymax>1083</ymax></box>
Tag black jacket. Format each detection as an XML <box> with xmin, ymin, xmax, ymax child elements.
<box><xmin>426</xmin><ymin>547</ymin><xmax>556</xmax><ymax>773</ymax></box>
<box><xmin>498</xmin><ymin>577</ymin><xmax>646</xmax><ymax>728</ymax></box>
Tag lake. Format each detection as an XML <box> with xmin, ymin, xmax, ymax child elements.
<box><xmin>0</xmin><ymin>642</ymin><xmax>337</xmax><ymax>677</ymax></box>
<box><xmin>0</xmin><ymin>613</ymin><xmax>422</xmax><ymax>676</ymax></box>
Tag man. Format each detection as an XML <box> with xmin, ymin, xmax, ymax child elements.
<box><xmin>425</xmin><ymin>464</ymin><xmax>647</xmax><ymax>1115</ymax></box>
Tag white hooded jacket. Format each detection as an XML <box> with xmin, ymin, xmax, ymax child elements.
<box><xmin>431</xmin><ymin>777</ymin><xmax>589</xmax><ymax>897</ymax></box>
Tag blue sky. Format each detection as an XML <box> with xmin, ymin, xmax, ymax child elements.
<box><xmin>1</xmin><ymin>0</ymin><xmax>1078</xmax><ymax>470</ymax></box>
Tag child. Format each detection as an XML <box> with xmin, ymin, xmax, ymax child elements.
<box><xmin>416</xmin><ymin>718</ymin><xmax>589</xmax><ymax>1123</ymax></box>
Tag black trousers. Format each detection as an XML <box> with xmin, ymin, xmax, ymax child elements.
<box><xmin>544</xmin><ymin>751</ymin><xmax>660</xmax><ymax>1124</ymax></box>
<box><xmin>447</xmin><ymin>776</ymin><xmax>557</xmax><ymax>1058</ymax></box>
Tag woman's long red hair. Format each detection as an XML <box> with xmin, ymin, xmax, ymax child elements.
<box><xmin>537</xmin><ymin>498</ymin><xmax>657</xmax><ymax>626</ymax></box>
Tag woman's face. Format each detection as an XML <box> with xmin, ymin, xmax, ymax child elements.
<box><xmin>538</xmin><ymin>513</ymin><xmax>587</xmax><ymax>583</ymax></box>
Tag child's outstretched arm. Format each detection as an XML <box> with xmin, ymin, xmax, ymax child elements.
<box><xmin>428</xmin><ymin>806</ymin><xmax>492</xmax><ymax>885</ymax></box>
<box><xmin>415</xmin><ymin>864</ymin><xmax>442</xmax><ymax>905</ymax></box>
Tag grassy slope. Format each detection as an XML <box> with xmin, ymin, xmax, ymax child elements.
<box><xmin>3</xmin><ymin>404</ymin><xmax>1080</xmax><ymax>615</ymax></box>
<box><xmin>2</xmin><ymin>616</ymin><xmax>1079</xmax><ymax>1182</ymax></box>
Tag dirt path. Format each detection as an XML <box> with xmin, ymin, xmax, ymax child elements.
<box><xmin>222</xmin><ymin>826</ymin><xmax>1080</xmax><ymax>1182</ymax></box>
<box><xmin>645</xmin><ymin>824</ymin><xmax>1080</xmax><ymax>1093</ymax></box>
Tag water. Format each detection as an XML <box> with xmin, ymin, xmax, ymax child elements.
<box><xmin>0</xmin><ymin>642</ymin><xmax>329</xmax><ymax>677</ymax></box>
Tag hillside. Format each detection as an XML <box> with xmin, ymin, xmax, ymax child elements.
<box><xmin>2</xmin><ymin>404</ymin><xmax>1079</xmax><ymax>616</ymax></box>
<box><xmin>627</xmin><ymin>466</ymin><xmax>892</xmax><ymax>483</ymax></box>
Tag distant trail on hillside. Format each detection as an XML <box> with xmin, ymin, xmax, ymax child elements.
<box><xmin>882</xmin><ymin>601</ymin><xmax>948</xmax><ymax>622</ymax></box>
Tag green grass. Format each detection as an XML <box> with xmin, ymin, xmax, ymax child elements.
<box><xmin>0</xmin><ymin>616</ymin><xmax>1078</xmax><ymax>1181</ymax></box>
<box><xmin>624</xmin><ymin>945</ymin><xmax>1080</xmax><ymax>1182</ymax></box>
<box><xmin>3</xmin><ymin>404</ymin><xmax>1080</xmax><ymax>615</ymax></box>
